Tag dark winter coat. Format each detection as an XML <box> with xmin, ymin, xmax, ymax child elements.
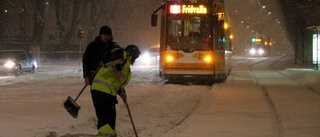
<box><xmin>82</xmin><ymin>36</ymin><xmax>121</xmax><ymax>79</ymax></box>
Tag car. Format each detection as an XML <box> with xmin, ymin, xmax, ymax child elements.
<box><xmin>140</xmin><ymin>46</ymin><xmax>160</xmax><ymax>65</ymax></box>
<box><xmin>0</xmin><ymin>50</ymin><xmax>37</xmax><ymax>76</ymax></box>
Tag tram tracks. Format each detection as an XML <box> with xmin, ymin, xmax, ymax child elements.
<box><xmin>160</xmin><ymin>56</ymin><xmax>286</xmax><ymax>136</ymax></box>
<box><xmin>249</xmin><ymin>55</ymin><xmax>320</xmax><ymax>137</ymax></box>
<box><xmin>159</xmin><ymin>87</ymin><xmax>211</xmax><ymax>136</ymax></box>
<box><xmin>249</xmin><ymin>56</ymin><xmax>284</xmax><ymax>137</ymax></box>
<box><xmin>269</xmin><ymin>65</ymin><xmax>320</xmax><ymax>97</ymax></box>
<box><xmin>158</xmin><ymin>55</ymin><xmax>319</xmax><ymax>137</ymax></box>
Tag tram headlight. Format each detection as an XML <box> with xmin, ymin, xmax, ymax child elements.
<box><xmin>203</xmin><ymin>55</ymin><xmax>212</xmax><ymax>62</ymax></box>
<box><xmin>166</xmin><ymin>55</ymin><xmax>174</xmax><ymax>62</ymax></box>
<box><xmin>249</xmin><ymin>49</ymin><xmax>256</xmax><ymax>55</ymax></box>
<box><xmin>258</xmin><ymin>49</ymin><xmax>265</xmax><ymax>54</ymax></box>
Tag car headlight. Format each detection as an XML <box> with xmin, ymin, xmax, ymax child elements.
<box><xmin>142</xmin><ymin>52</ymin><xmax>151</xmax><ymax>60</ymax></box>
<box><xmin>4</xmin><ymin>61</ymin><xmax>15</xmax><ymax>68</ymax></box>
<box><xmin>33</xmin><ymin>61</ymin><xmax>38</xmax><ymax>68</ymax></box>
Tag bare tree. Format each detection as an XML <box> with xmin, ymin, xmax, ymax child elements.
<box><xmin>31</xmin><ymin>0</ymin><xmax>46</xmax><ymax>45</ymax></box>
<box><xmin>85</xmin><ymin>0</ymin><xmax>119</xmax><ymax>45</ymax></box>
<box><xmin>0</xmin><ymin>1</ymin><xmax>3</xmax><ymax>42</ymax></box>
<box><xmin>280</xmin><ymin>0</ymin><xmax>303</xmax><ymax>64</ymax></box>
<box><xmin>54</xmin><ymin>0</ymin><xmax>88</xmax><ymax>50</ymax></box>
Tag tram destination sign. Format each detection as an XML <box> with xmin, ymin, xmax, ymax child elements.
<box><xmin>169</xmin><ymin>4</ymin><xmax>207</xmax><ymax>14</ymax></box>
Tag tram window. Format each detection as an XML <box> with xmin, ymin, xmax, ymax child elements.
<box><xmin>167</xmin><ymin>17</ymin><xmax>212</xmax><ymax>51</ymax></box>
<box><xmin>168</xmin><ymin>19</ymin><xmax>201</xmax><ymax>37</ymax></box>
<box><xmin>188</xmin><ymin>20</ymin><xmax>201</xmax><ymax>36</ymax></box>
<box><xmin>168</xmin><ymin>20</ymin><xmax>182</xmax><ymax>36</ymax></box>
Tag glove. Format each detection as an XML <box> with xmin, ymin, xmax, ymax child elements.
<box><xmin>84</xmin><ymin>77</ymin><xmax>91</xmax><ymax>85</ymax></box>
<box><xmin>119</xmin><ymin>88</ymin><xmax>127</xmax><ymax>102</ymax></box>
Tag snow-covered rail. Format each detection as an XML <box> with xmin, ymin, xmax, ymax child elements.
<box><xmin>249</xmin><ymin>55</ymin><xmax>320</xmax><ymax>137</ymax></box>
<box><xmin>249</xmin><ymin>56</ymin><xmax>284</xmax><ymax>137</ymax></box>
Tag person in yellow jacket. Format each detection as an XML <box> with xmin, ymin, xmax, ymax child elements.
<box><xmin>90</xmin><ymin>45</ymin><xmax>140</xmax><ymax>137</ymax></box>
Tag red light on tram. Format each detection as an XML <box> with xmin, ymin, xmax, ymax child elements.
<box><xmin>170</xmin><ymin>5</ymin><xmax>181</xmax><ymax>14</ymax></box>
<box><xmin>205</xmin><ymin>37</ymin><xmax>210</xmax><ymax>43</ymax></box>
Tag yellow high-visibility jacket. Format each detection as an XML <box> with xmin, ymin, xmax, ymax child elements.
<box><xmin>91</xmin><ymin>51</ymin><xmax>132</xmax><ymax>96</ymax></box>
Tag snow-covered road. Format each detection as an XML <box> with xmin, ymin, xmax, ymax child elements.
<box><xmin>0</xmin><ymin>55</ymin><xmax>319</xmax><ymax>137</ymax></box>
<box><xmin>0</xmin><ymin>61</ymin><xmax>206</xmax><ymax>137</ymax></box>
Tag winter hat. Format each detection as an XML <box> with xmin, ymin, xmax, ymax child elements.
<box><xmin>99</xmin><ymin>25</ymin><xmax>112</xmax><ymax>35</ymax></box>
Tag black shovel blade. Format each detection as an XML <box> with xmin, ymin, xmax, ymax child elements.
<box><xmin>63</xmin><ymin>96</ymin><xmax>81</xmax><ymax>118</ymax></box>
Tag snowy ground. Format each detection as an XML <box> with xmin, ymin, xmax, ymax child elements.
<box><xmin>0</xmin><ymin>55</ymin><xmax>319</xmax><ymax>137</ymax></box>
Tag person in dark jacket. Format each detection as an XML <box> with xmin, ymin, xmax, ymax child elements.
<box><xmin>82</xmin><ymin>25</ymin><xmax>121</xmax><ymax>85</ymax></box>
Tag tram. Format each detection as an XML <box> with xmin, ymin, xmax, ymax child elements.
<box><xmin>151</xmin><ymin>0</ymin><xmax>232</xmax><ymax>85</ymax></box>
<box><xmin>247</xmin><ymin>35</ymin><xmax>272</xmax><ymax>56</ymax></box>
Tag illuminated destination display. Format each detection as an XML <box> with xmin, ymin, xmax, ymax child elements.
<box><xmin>252</xmin><ymin>38</ymin><xmax>261</xmax><ymax>42</ymax></box>
<box><xmin>169</xmin><ymin>5</ymin><xmax>207</xmax><ymax>14</ymax></box>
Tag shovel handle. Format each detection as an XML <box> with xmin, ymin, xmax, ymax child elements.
<box><xmin>74</xmin><ymin>65</ymin><xmax>102</xmax><ymax>102</ymax></box>
<box><xmin>124</xmin><ymin>99</ymin><xmax>138</xmax><ymax>137</ymax></box>
<box><xmin>74</xmin><ymin>84</ymin><xmax>88</xmax><ymax>101</ymax></box>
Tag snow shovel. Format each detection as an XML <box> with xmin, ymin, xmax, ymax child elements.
<box><xmin>124</xmin><ymin>100</ymin><xmax>138</xmax><ymax>137</ymax></box>
<box><xmin>63</xmin><ymin>84</ymin><xmax>88</xmax><ymax>118</ymax></box>
<box><xmin>121</xmin><ymin>88</ymin><xmax>138</xmax><ymax>137</ymax></box>
<box><xmin>63</xmin><ymin>61</ymin><xmax>122</xmax><ymax>118</ymax></box>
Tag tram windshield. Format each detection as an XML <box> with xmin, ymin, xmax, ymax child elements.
<box><xmin>166</xmin><ymin>16</ymin><xmax>212</xmax><ymax>52</ymax></box>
